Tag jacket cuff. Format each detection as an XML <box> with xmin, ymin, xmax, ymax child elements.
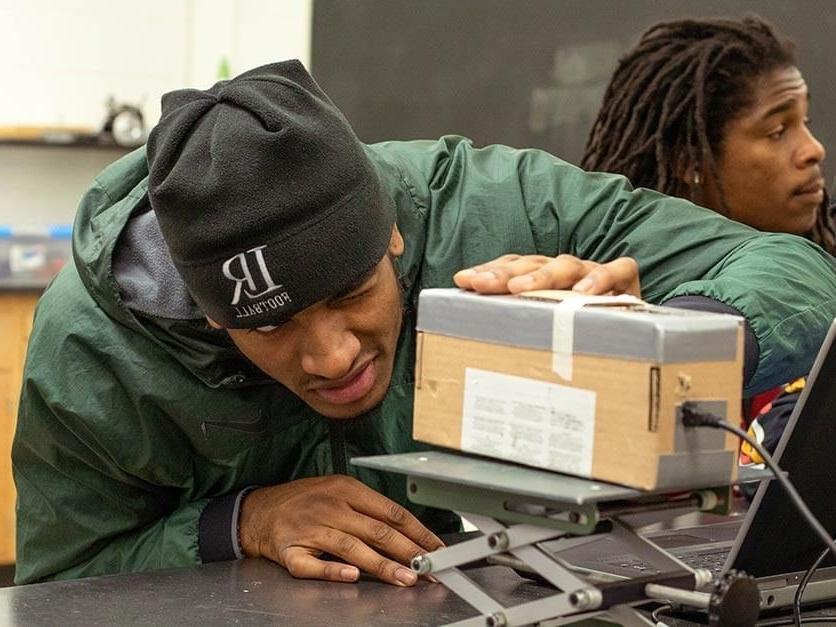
<box><xmin>663</xmin><ymin>295</ymin><xmax>759</xmax><ymax>389</ymax></box>
<box><xmin>198</xmin><ymin>487</ymin><xmax>257</xmax><ymax>562</ymax></box>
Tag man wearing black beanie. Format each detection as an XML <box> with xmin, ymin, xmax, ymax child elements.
<box><xmin>13</xmin><ymin>60</ymin><xmax>836</xmax><ymax>586</ymax></box>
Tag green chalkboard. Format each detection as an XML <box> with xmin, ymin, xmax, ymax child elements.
<box><xmin>312</xmin><ymin>0</ymin><xmax>835</xmax><ymax>184</ymax></box>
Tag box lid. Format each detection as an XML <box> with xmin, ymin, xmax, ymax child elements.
<box><xmin>416</xmin><ymin>288</ymin><xmax>741</xmax><ymax>363</ymax></box>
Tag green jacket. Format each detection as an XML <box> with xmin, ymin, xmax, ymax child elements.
<box><xmin>14</xmin><ymin>136</ymin><xmax>836</xmax><ymax>583</ymax></box>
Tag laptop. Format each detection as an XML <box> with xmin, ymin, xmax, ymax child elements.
<box><xmin>549</xmin><ymin>318</ymin><xmax>836</xmax><ymax>610</ymax></box>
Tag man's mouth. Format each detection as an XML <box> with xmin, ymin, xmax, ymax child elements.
<box><xmin>794</xmin><ymin>176</ymin><xmax>825</xmax><ymax>201</ymax></box>
<box><xmin>310</xmin><ymin>360</ymin><xmax>377</xmax><ymax>405</ymax></box>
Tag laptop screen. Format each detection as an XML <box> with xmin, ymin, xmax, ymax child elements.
<box><xmin>732</xmin><ymin>320</ymin><xmax>836</xmax><ymax>577</ymax></box>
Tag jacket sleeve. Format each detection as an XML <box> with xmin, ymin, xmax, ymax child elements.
<box><xmin>375</xmin><ymin>136</ymin><xmax>836</xmax><ymax>396</ymax></box>
<box><xmin>13</xmin><ymin>375</ymin><xmax>209</xmax><ymax>584</ymax></box>
<box><xmin>11</xmin><ymin>268</ymin><xmax>218</xmax><ymax>585</ymax></box>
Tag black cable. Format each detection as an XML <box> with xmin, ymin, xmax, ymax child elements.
<box><xmin>682</xmin><ymin>405</ymin><xmax>836</xmax><ymax>624</ymax></box>
<box><xmin>793</xmin><ymin>546</ymin><xmax>829</xmax><ymax>627</ymax></box>
<box><xmin>681</xmin><ymin>406</ymin><xmax>836</xmax><ymax>563</ymax></box>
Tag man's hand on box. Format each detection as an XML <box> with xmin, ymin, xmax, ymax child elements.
<box><xmin>453</xmin><ymin>254</ymin><xmax>641</xmax><ymax>298</ymax></box>
<box><xmin>238</xmin><ymin>475</ymin><xmax>444</xmax><ymax>586</ymax></box>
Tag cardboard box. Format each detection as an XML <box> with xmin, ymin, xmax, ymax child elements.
<box><xmin>413</xmin><ymin>289</ymin><xmax>743</xmax><ymax>490</ymax></box>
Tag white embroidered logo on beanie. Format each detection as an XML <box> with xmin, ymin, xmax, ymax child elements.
<box><xmin>222</xmin><ymin>246</ymin><xmax>292</xmax><ymax>320</ymax></box>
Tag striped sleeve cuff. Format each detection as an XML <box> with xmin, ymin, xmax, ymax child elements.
<box><xmin>198</xmin><ymin>486</ymin><xmax>257</xmax><ymax>562</ymax></box>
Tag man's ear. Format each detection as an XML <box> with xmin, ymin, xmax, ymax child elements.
<box><xmin>206</xmin><ymin>316</ymin><xmax>222</xmax><ymax>329</ymax></box>
<box><xmin>675</xmin><ymin>155</ymin><xmax>700</xmax><ymax>188</ymax></box>
<box><xmin>388</xmin><ymin>225</ymin><xmax>404</xmax><ymax>257</ymax></box>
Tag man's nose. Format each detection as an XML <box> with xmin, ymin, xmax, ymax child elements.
<box><xmin>798</xmin><ymin>126</ymin><xmax>826</xmax><ymax>167</ymax></box>
<box><xmin>299</xmin><ymin>313</ymin><xmax>361</xmax><ymax>379</ymax></box>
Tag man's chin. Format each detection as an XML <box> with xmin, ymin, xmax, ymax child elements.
<box><xmin>306</xmin><ymin>387</ymin><xmax>388</xmax><ymax>420</ymax></box>
<box><xmin>788</xmin><ymin>214</ymin><xmax>818</xmax><ymax>237</ymax></box>
<box><xmin>784</xmin><ymin>200</ymin><xmax>821</xmax><ymax>235</ymax></box>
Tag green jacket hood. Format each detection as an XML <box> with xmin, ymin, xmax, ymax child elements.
<box><xmin>71</xmin><ymin>147</ymin><xmax>263</xmax><ymax>388</ymax></box>
<box><xmin>72</xmin><ymin>147</ymin><xmax>148</xmax><ymax>328</ymax></box>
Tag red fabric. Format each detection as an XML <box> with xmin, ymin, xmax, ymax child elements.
<box><xmin>747</xmin><ymin>386</ymin><xmax>783</xmax><ymax>424</ymax></box>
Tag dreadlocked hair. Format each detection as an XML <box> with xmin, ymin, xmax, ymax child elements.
<box><xmin>582</xmin><ymin>15</ymin><xmax>836</xmax><ymax>256</ymax></box>
<box><xmin>810</xmin><ymin>194</ymin><xmax>836</xmax><ymax>255</ymax></box>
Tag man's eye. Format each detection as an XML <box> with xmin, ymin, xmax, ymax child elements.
<box><xmin>254</xmin><ymin>324</ymin><xmax>280</xmax><ymax>334</ymax></box>
<box><xmin>335</xmin><ymin>288</ymin><xmax>369</xmax><ymax>305</ymax></box>
<box><xmin>768</xmin><ymin>126</ymin><xmax>786</xmax><ymax>140</ymax></box>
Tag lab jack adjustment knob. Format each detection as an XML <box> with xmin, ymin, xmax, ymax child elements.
<box><xmin>708</xmin><ymin>569</ymin><xmax>760</xmax><ymax>626</ymax></box>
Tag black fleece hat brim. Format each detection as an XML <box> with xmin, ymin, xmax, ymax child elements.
<box><xmin>177</xmin><ymin>176</ymin><xmax>396</xmax><ymax>328</ymax></box>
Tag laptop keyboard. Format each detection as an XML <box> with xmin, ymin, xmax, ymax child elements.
<box><xmin>677</xmin><ymin>550</ymin><xmax>729</xmax><ymax>574</ymax></box>
<box><xmin>602</xmin><ymin>555</ymin><xmax>661</xmax><ymax>575</ymax></box>
<box><xmin>601</xmin><ymin>549</ymin><xmax>728</xmax><ymax>576</ymax></box>
<box><xmin>552</xmin><ymin>523</ymin><xmax>742</xmax><ymax>579</ymax></box>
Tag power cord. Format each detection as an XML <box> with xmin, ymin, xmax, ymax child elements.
<box><xmin>793</xmin><ymin>546</ymin><xmax>829</xmax><ymax>627</ymax></box>
<box><xmin>681</xmin><ymin>404</ymin><xmax>836</xmax><ymax>627</ymax></box>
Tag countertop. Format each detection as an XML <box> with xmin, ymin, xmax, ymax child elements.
<box><xmin>4</xmin><ymin>557</ymin><xmax>835</xmax><ymax>626</ymax></box>
<box><xmin>1</xmin><ymin>560</ymin><xmax>562</xmax><ymax>627</ymax></box>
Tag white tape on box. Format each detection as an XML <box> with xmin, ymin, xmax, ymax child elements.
<box><xmin>551</xmin><ymin>299</ymin><xmax>583</xmax><ymax>380</ymax></box>
<box><xmin>520</xmin><ymin>290</ymin><xmax>644</xmax><ymax>382</ymax></box>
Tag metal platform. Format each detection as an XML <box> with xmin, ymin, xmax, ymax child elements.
<box><xmin>353</xmin><ymin>451</ymin><xmax>768</xmax><ymax>626</ymax></box>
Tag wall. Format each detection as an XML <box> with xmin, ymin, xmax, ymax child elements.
<box><xmin>0</xmin><ymin>0</ymin><xmax>312</xmax><ymax>227</ymax></box>
<box><xmin>313</xmin><ymin>0</ymin><xmax>836</xmax><ymax>181</ymax></box>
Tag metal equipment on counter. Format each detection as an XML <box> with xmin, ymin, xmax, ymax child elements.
<box><xmin>354</xmin><ymin>451</ymin><xmax>763</xmax><ymax>627</ymax></box>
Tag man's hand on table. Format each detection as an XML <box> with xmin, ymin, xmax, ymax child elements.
<box><xmin>453</xmin><ymin>254</ymin><xmax>641</xmax><ymax>298</ymax></box>
<box><xmin>238</xmin><ymin>475</ymin><xmax>444</xmax><ymax>586</ymax></box>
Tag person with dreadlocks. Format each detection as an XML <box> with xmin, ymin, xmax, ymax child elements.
<box><xmin>582</xmin><ymin>15</ymin><xmax>835</xmax><ymax>473</ymax></box>
<box><xmin>584</xmin><ymin>15</ymin><xmax>835</xmax><ymax>253</ymax></box>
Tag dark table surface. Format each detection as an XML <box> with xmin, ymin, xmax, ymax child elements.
<box><xmin>0</xmin><ymin>559</ymin><xmax>566</xmax><ymax>627</ymax></box>
<box><xmin>3</xmin><ymin>557</ymin><xmax>836</xmax><ymax>626</ymax></box>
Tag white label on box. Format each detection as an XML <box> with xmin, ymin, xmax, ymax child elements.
<box><xmin>461</xmin><ymin>368</ymin><xmax>596</xmax><ymax>477</ymax></box>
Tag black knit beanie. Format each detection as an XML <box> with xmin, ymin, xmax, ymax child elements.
<box><xmin>146</xmin><ymin>60</ymin><xmax>396</xmax><ymax>328</ymax></box>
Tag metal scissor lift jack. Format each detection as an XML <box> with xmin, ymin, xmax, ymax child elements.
<box><xmin>353</xmin><ymin>452</ymin><xmax>763</xmax><ymax>627</ymax></box>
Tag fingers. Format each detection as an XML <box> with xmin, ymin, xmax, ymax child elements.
<box><xmin>454</xmin><ymin>254</ymin><xmax>565</xmax><ymax>294</ymax></box>
<box><xmin>339</xmin><ymin>510</ymin><xmax>428</xmax><ymax>566</ymax></box>
<box><xmin>283</xmin><ymin>546</ymin><xmax>361</xmax><ymax>583</ymax></box>
<box><xmin>284</xmin><ymin>529</ymin><xmax>419</xmax><ymax>587</ymax></box>
<box><xmin>506</xmin><ymin>256</ymin><xmax>591</xmax><ymax>294</ymax></box>
<box><xmin>572</xmin><ymin>257</ymin><xmax>641</xmax><ymax>297</ymax></box>
<box><xmin>454</xmin><ymin>254</ymin><xmax>641</xmax><ymax>298</ymax></box>
<box><xmin>346</xmin><ymin>484</ymin><xmax>445</xmax><ymax>554</ymax></box>
<box><xmin>246</xmin><ymin>475</ymin><xmax>448</xmax><ymax>587</ymax></box>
